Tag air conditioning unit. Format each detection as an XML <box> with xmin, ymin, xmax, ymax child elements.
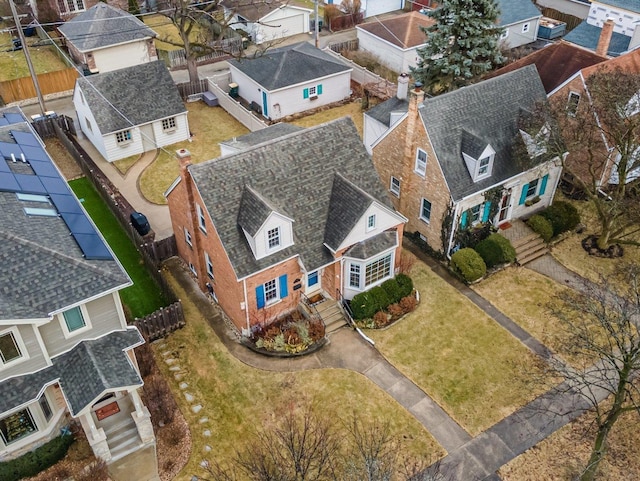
<box><xmin>309</xmin><ymin>95</ymin><xmax>318</xmax><ymax>100</ymax></box>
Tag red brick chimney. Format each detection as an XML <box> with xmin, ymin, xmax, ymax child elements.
<box><xmin>596</xmin><ymin>19</ymin><xmax>615</xmax><ymax>57</ymax></box>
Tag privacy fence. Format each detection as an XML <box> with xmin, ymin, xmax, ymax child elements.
<box><xmin>0</xmin><ymin>68</ymin><xmax>78</xmax><ymax>104</ymax></box>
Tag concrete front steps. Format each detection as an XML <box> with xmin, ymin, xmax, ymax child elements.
<box><xmin>313</xmin><ymin>299</ymin><xmax>348</xmax><ymax>333</ymax></box>
<box><xmin>513</xmin><ymin>232</ymin><xmax>548</xmax><ymax>265</ymax></box>
<box><xmin>104</xmin><ymin>418</ymin><xmax>144</xmax><ymax>462</ymax></box>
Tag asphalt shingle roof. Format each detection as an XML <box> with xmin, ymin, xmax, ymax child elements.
<box><xmin>221</xmin><ymin>0</ymin><xmax>285</xmax><ymax>21</ymax></box>
<box><xmin>228</xmin><ymin>42</ymin><xmax>351</xmax><ymax>91</ymax></box>
<box><xmin>344</xmin><ymin>231</ymin><xmax>397</xmax><ymax>259</ymax></box>
<box><xmin>220</xmin><ymin>123</ymin><xmax>303</xmax><ymax>152</ymax></box>
<box><xmin>564</xmin><ymin>21</ymin><xmax>632</xmax><ymax>56</ymax></box>
<box><xmin>189</xmin><ymin>117</ymin><xmax>394</xmax><ymax>279</ymax></box>
<box><xmin>357</xmin><ymin>11</ymin><xmax>434</xmax><ymax>49</ymax></box>
<box><xmin>420</xmin><ymin>64</ymin><xmax>549</xmax><ymax>201</ymax></box>
<box><xmin>0</xmin><ymin>329</ymin><xmax>143</xmax><ymax>416</ymax></box>
<box><xmin>366</xmin><ymin>96</ymin><xmax>409</xmax><ymax>126</ymax></box>
<box><xmin>496</xmin><ymin>0</ymin><xmax>542</xmax><ymax>26</ymax></box>
<box><xmin>597</xmin><ymin>0</ymin><xmax>640</xmax><ymax>13</ymax></box>
<box><xmin>77</xmin><ymin>61</ymin><xmax>186</xmax><ymax>134</ymax></box>
<box><xmin>58</xmin><ymin>3</ymin><xmax>156</xmax><ymax>52</ymax></box>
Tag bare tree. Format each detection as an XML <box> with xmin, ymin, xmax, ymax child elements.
<box><xmin>548</xmin><ymin>265</ymin><xmax>640</xmax><ymax>481</ymax></box>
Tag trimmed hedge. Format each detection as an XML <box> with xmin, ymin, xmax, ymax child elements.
<box><xmin>540</xmin><ymin>201</ymin><xmax>580</xmax><ymax>237</ymax></box>
<box><xmin>351</xmin><ymin>290</ymin><xmax>378</xmax><ymax>320</ymax></box>
<box><xmin>450</xmin><ymin>248</ymin><xmax>486</xmax><ymax>283</ymax></box>
<box><xmin>381</xmin><ymin>278</ymin><xmax>402</xmax><ymax>304</ymax></box>
<box><xmin>527</xmin><ymin>214</ymin><xmax>553</xmax><ymax>242</ymax></box>
<box><xmin>0</xmin><ymin>433</ymin><xmax>74</xmax><ymax>481</ymax></box>
<box><xmin>475</xmin><ymin>234</ymin><xmax>516</xmax><ymax>268</ymax></box>
<box><xmin>351</xmin><ymin>274</ymin><xmax>414</xmax><ymax>320</ymax></box>
<box><xmin>395</xmin><ymin>273</ymin><xmax>413</xmax><ymax>298</ymax></box>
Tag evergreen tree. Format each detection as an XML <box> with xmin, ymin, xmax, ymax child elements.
<box><xmin>411</xmin><ymin>0</ymin><xmax>504</xmax><ymax>95</ymax></box>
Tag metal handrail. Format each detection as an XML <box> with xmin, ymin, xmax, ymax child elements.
<box><xmin>336</xmin><ymin>289</ymin><xmax>375</xmax><ymax>346</ymax></box>
<box><xmin>299</xmin><ymin>292</ymin><xmax>324</xmax><ymax>326</ymax></box>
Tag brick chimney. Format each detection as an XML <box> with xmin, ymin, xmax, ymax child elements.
<box><xmin>176</xmin><ymin>148</ymin><xmax>192</xmax><ymax>176</ymax></box>
<box><xmin>400</xmin><ymin>83</ymin><xmax>426</xmax><ymax>212</ymax></box>
<box><xmin>397</xmin><ymin>73</ymin><xmax>409</xmax><ymax>100</ymax></box>
<box><xmin>596</xmin><ymin>19</ymin><xmax>615</xmax><ymax>57</ymax></box>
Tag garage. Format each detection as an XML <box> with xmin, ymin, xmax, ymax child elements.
<box><xmin>364</xmin><ymin>0</ymin><xmax>404</xmax><ymax>17</ymax></box>
<box><xmin>254</xmin><ymin>6</ymin><xmax>310</xmax><ymax>44</ymax></box>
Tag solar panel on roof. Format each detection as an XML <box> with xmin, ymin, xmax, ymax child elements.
<box><xmin>50</xmin><ymin>193</ymin><xmax>83</xmax><ymax>214</ymax></box>
<box><xmin>4</xmin><ymin>113</ymin><xmax>23</xmax><ymax>124</ymax></box>
<box><xmin>21</xmin><ymin>145</ymin><xmax>49</xmax><ymax>162</ymax></box>
<box><xmin>0</xmin><ymin>141</ymin><xmax>23</xmax><ymax>160</ymax></box>
<box><xmin>15</xmin><ymin>174</ymin><xmax>47</xmax><ymax>194</ymax></box>
<box><xmin>0</xmin><ymin>159</ymin><xmax>10</xmax><ymax>172</ymax></box>
<box><xmin>10</xmin><ymin>131</ymin><xmax>40</xmax><ymax>147</ymax></box>
<box><xmin>0</xmin><ymin>118</ymin><xmax>8</xmax><ymax>127</ymax></box>
<box><xmin>0</xmin><ymin>172</ymin><xmax>20</xmax><ymax>191</ymax></box>
<box><xmin>61</xmin><ymin>212</ymin><xmax>96</xmax><ymax>234</ymax></box>
<box><xmin>41</xmin><ymin>176</ymin><xmax>69</xmax><ymax>194</ymax></box>
<box><xmin>72</xmin><ymin>233</ymin><xmax>113</xmax><ymax>260</ymax></box>
<box><xmin>29</xmin><ymin>160</ymin><xmax>59</xmax><ymax>178</ymax></box>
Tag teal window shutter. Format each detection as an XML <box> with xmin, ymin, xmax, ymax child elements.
<box><xmin>303</xmin><ymin>88</ymin><xmax>309</xmax><ymax>99</ymax></box>
<box><xmin>482</xmin><ymin>202</ymin><xmax>491</xmax><ymax>222</ymax></box>
<box><xmin>519</xmin><ymin>184</ymin><xmax>529</xmax><ymax>205</ymax></box>
<box><xmin>317</xmin><ymin>84</ymin><xmax>323</xmax><ymax>95</ymax></box>
<box><xmin>279</xmin><ymin>275</ymin><xmax>288</xmax><ymax>298</ymax></box>
<box><xmin>256</xmin><ymin>285</ymin><xmax>265</xmax><ymax>309</ymax></box>
<box><xmin>539</xmin><ymin>174</ymin><xmax>549</xmax><ymax>196</ymax></box>
<box><xmin>460</xmin><ymin>211</ymin><xmax>468</xmax><ymax>228</ymax></box>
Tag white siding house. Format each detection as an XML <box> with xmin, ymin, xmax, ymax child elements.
<box><xmin>497</xmin><ymin>0</ymin><xmax>543</xmax><ymax>48</ymax></box>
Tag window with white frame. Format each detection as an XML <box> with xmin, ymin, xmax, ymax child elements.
<box><xmin>267</xmin><ymin>227</ymin><xmax>280</xmax><ymax>249</ymax></box>
<box><xmin>567</xmin><ymin>91</ymin><xmax>580</xmax><ymax>116</ymax></box>
<box><xmin>365</xmin><ymin>254</ymin><xmax>392</xmax><ymax>287</ymax></box>
<box><xmin>500</xmin><ymin>28</ymin><xmax>509</xmax><ymax>39</ymax></box>
<box><xmin>205</xmin><ymin>252</ymin><xmax>214</xmax><ymax>279</ymax></box>
<box><xmin>470</xmin><ymin>204</ymin><xmax>482</xmax><ymax>223</ymax></box>
<box><xmin>0</xmin><ymin>408</ymin><xmax>37</xmax><ymax>445</ymax></box>
<box><xmin>309</xmin><ymin>86</ymin><xmax>317</xmax><ymax>96</ymax></box>
<box><xmin>264</xmin><ymin>279</ymin><xmax>278</xmax><ymax>303</ymax></box>
<box><xmin>415</xmin><ymin>149</ymin><xmax>427</xmax><ymax>176</ymax></box>
<box><xmin>420</xmin><ymin>198</ymin><xmax>432</xmax><ymax>223</ymax></box>
<box><xmin>478</xmin><ymin>156</ymin><xmax>490</xmax><ymax>176</ymax></box>
<box><xmin>184</xmin><ymin>228</ymin><xmax>192</xmax><ymax>247</ymax></box>
<box><xmin>390</xmin><ymin>176</ymin><xmax>400</xmax><ymax>197</ymax></box>
<box><xmin>522</xmin><ymin>23</ymin><xmax>530</xmax><ymax>33</ymax></box>
<box><xmin>63</xmin><ymin>307</ymin><xmax>87</xmax><ymax>333</ymax></box>
<box><xmin>349</xmin><ymin>264</ymin><xmax>360</xmax><ymax>288</ymax></box>
<box><xmin>189</xmin><ymin>263</ymin><xmax>198</xmax><ymax>277</ymax></box>
<box><xmin>525</xmin><ymin>178</ymin><xmax>539</xmax><ymax>198</ymax></box>
<box><xmin>367</xmin><ymin>214</ymin><xmax>376</xmax><ymax>231</ymax></box>
<box><xmin>57</xmin><ymin>0</ymin><xmax>85</xmax><ymax>15</ymax></box>
<box><xmin>162</xmin><ymin>117</ymin><xmax>177</xmax><ymax>132</ymax></box>
<box><xmin>196</xmin><ymin>204</ymin><xmax>206</xmax><ymax>233</ymax></box>
<box><xmin>0</xmin><ymin>329</ymin><xmax>23</xmax><ymax>365</ymax></box>
<box><xmin>116</xmin><ymin>130</ymin><xmax>132</xmax><ymax>145</ymax></box>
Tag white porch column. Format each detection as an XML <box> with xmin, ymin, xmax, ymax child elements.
<box><xmin>129</xmin><ymin>389</ymin><xmax>155</xmax><ymax>445</ymax></box>
<box><xmin>78</xmin><ymin>412</ymin><xmax>111</xmax><ymax>462</ymax></box>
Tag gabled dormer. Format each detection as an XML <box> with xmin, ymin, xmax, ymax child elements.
<box><xmin>237</xmin><ymin>185</ymin><xmax>294</xmax><ymax>260</ymax></box>
<box><xmin>461</xmin><ymin>129</ymin><xmax>495</xmax><ymax>181</ymax></box>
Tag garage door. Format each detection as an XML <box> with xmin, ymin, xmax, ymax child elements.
<box><xmin>277</xmin><ymin>14</ymin><xmax>305</xmax><ymax>37</ymax></box>
<box><xmin>365</xmin><ymin>0</ymin><xmax>403</xmax><ymax>17</ymax></box>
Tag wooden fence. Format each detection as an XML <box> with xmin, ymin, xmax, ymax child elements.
<box><xmin>328</xmin><ymin>12</ymin><xmax>364</xmax><ymax>31</ymax></box>
<box><xmin>328</xmin><ymin>39</ymin><xmax>359</xmax><ymax>53</ymax></box>
<box><xmin>134</xmin><ymin>302</ymin><xmax>185</xmax><ymax>341</ymax></box>
<box><xmin>207</xmin><ymin>79</ymin><xmax>269</xmax><ymax>132</ymax></box>
<box><xmin>176</xmin><ymin>79</ymin><xmax>210</xmax><ymax>100</ymax></box>
<box><xmin>165</xmin><ymin>37</ymin><xmax>243</xmax><ymax>68</ymax></box>
<box><xmin>0</xmin><ymin>68</ymin><xmax>78</xmax><ymax>104</ymax></box>
<box><xmin>541</xmin><ymin>8</ymin><xmax>583</xmax><ymax>32</ymax></box>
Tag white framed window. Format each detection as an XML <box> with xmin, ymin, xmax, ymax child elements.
<box><xmin>184</xmin><ymin>228</ymin><xmax>192</xmax><ymax>247</ymax></box>
<box><xmin>0</xmin><ymin>328</ymin><xmax>24</xmax><ymax>366</ymax></box>
<box><xmin>256</xmin><ymin>275</ymin><xmax>288</xmax><ymax>308</ymax></box>
<box><xmin>349</xmin><ymin>264</ymin><xmax>360</xmax><ymax>288</ymax></box>
<box><xmin>367</xmin><ymin>214</ymin><xmax>376</xmax><ymax>231</ymax></box>
<box><xmin>525</xmin><ymin>178</ymin><xmax>539</xmax><ymax>198</ymax></box>
<box><xmin>196</xmin><ymin>204</ymin><xmax>206</xmax><ymax>233</ymax></box>
<box><xmin>390</xmin><ymin>176</ymin><xmax>400</xmax><ymax>197</ymax></box>
<box><xmin>162</xmin><ymin>117</ymin><xmax>177</xmax><ymax>132</ymax></box>
<box><xmin>365</xmin><ymin>254</ymin><xmax>392</xmax><ymax>287</ymax></box>
<box><xmin>116</xmin><ymin>130</ymin><xmax>132</xmax><ymax>145</ymax></box>
<box><xmin>478</xmin><ymin>156</ymin><xmax>490</xmax><ymax>176</ymax></box>
<box><xmin>420</xmin><ymin>198</ymin><xmax>432</xmax><ymax>223</ymax></box>
<box><xmin>264</xmin><ymin>279</ymin><xmax>278</xmax><ymax>304</ymax></box>
<box><xmin>309</xmin><ymin>86</ymin><xmax>317</xmax><ymax>96</ymax></box>
<box><xmin>189</xmin><ymin>262</ymin><xmax>198</xmax><ymax>277</ymax></box>
<box><xmin>85</xmin><ymin>118</ymin><xmax>93</xmax><ymax>133</ymax></box>
<box><xmin>522</xmin><ymin>23</ymin><xmax>530</xmax><ymax>33</ymax></box>
<box><xmin>61</xmin><ymin>306</ymin><xmax>90</xmax><ymax>336</ymax></box>
<box><xmin>567</xmin><ymin>91</ymin><xmax>580</xmax><ymax>116</ymax></box>
<box><xmin>205</xmin><ymin>252</ymin><xmax>214</xmax><ymax>279</ymax></box>
<box><xmin>57</xmin><ymin>0</ymin><xmax>85</xmax><ymax>15</ymax></box>
<box><xmin>307</xmin><ymin>270</ymin><xmax>319</xmax><ymax>287</ymax></box>
<box><xmin>470</xmin><ymin>204</ymin><xmax>482</xmax><ymax>223</ymax></box>
<box><xmin>415</xmin><ymin>149</ymin><xmax>427</xmax><ymax>176</ymax></box>
<box><xmin>267</xmin><ymin>227</ymin><xmax>280</xmax><ymax>249</ymax></box>
<box><xmin>500</xmin><ymin>29</ymin><xmax>509</xmax><ymax>39</ymax></box>
<box><xmin>0</xmin><ymin>408</ymin><xmax>37</xmax><ymax>445</ymax></box>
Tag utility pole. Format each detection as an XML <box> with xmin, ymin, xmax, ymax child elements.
<box><xmin>8</xmin><ymin>0</ymin><xmax>46</xmax><ymax>116</ymax></box>
<box><xmin>314</xmin><ymin>0</ymin><xmax>319</xmax><ymax>48</ymax></box>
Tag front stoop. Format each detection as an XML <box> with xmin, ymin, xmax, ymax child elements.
<box><xmin>314</xmin><ymin>300</ymin><xmax>348</xmax><ymax>333</ymax></box>
<box><xmin>104</xmin><ymin>418</ymin><xmax>144</xmax><ymax>462</ymax></box>
<box><xmin>513</xmin><ymin>232</ymin><xmax>549</xmax><ymax>265</ymax></box>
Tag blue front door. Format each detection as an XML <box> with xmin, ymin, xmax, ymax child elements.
<box><xmin>262</xmin><ymin>91</ymin><xmax>268</xmax><ymax>117</ymax></box>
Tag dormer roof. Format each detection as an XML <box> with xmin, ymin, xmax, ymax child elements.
<box><xmin>461</xmin><ymin>130</ymin><xmax>489</xmax><ymax>159</ymax></box>
<box><xmin>237</xmin><ymin>185</ymin><xmax>291</xmax><ymax>237</ymax></box>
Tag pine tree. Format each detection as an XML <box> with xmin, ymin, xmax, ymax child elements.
<box><xmin>411</xmin><ymin>0</ymin><xmax>505</xmax><ymax>95</ymax></box>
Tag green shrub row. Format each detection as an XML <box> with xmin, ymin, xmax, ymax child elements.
<box><xmin>474</xmin><ymin>233</ymin><xmax>516</xmax><ymax>268</ymax></box>
<box><xmin>539</xmin><ymin>201</ymin><xmax>580</xmax><ymax>237</ymax></box>
<box><xmin>351</xmin><ymin>274</ymin><xmax>413</xmax><ymax>320</ymax></box>
<box><xmin>527</xmin><ymin>214</ymin><xmax>553</xmax><ymax>242</ymax></box>
<box><xmin>0</xmin><ymin>433</ymin><xmax>74</xmax><ymax>481</ymax></box>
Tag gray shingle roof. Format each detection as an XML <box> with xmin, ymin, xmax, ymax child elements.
<box><xmin>228</xmin><ymin>42</ymin><xmax>351</xmax><ymax>91</ymax></box>
<box><xmin>420</xmin><ymin>64</ymin><xmax>549</xmax><ymax>201</ymax></box>
<box><xmin>189</xmin><ymin>117</ymin><xmax>394</xmax><ymax>278</ymax></box>
<box><xmin>237</xmin><ymin>185</ymin><xmax>285</xmax><ymax>237</ymax></box>
<box><xmin>344</xmin><ymin>231</ymin><xmax>396</xmax><ymax>259</ymax></box>
<box><xmin>461</xmin><ymin>130</ymin><xmax>488</xmax><ymax>159</ymax></box>
<box><xmin>496</xmin><ymin>0</ymin><xmax>542</xmax><ymax>26</ymax></box>
<box><xmin>564</xmin><ymin>21</ymin><xmax>632</xmax><ymax>57</ymax></box>
<box><xmin>77</xmin><ymin>61</ymin><xmax>186</xmax><ymax>134</ymax></box>
<box><xmin>598</xmin><ymin>0</ymin><xmax>640</xmax><ymax>13</ymax></box>
<box><xmin>0</xmin><ymin>329</ymin><xmax>143</xmax><ymax>416</ymax></box>
<box><xmin>58</xmin><ymin>3</ymin><xmax>156</xmax><ymax>52</ymax></box>
<box><xmin>220</xmin><ymin>123</ymin><xmax>303</xmax><ymax>152</ymax></box>
<box><xmin>365</xmin><ymin>97</ymin><xmax>409</xmax><ymax>127</ymax></box>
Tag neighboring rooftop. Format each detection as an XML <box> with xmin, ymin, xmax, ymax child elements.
<box><xmin>77</xmin><ymin>60</ymin><xmax>186</xmax><ymax>134</ymax></box>
<box><xmin>58</xmin><ymin>3</ymin><xmax>156</xmax><ymax>52</ymax></box>
<box><xmin>564</xmin><ymin>21</ymin><xmax>632</xmax><ymax>56</ymax></box>
<box><xmin>220</xmin><ymin>0</ymin><xmax>309</xmax><ymax>21</ymax></box>
<box><xmin>356</xmin><ymin>11</ymin><xmax>434</xmax><ymax>49</ymax></box>
<box><xmin>219</xmin><ymin>123</ymin><xmax>303</xmax><ymax>153</ymax></box>
<box><xmin>365</xmin><ymin>96</ymin><xmax>409</xmax><ymax>127</ymax></box>
<box><xmin>596</xmin><ymin>0</ymin><xmax>640</xmax><ymax>13</ymax></box>
<box><xmin>228</xmin><ymin>42</ymin><xmax>351</xmax><ymax>91</ymax></box>
<box><xmin>0</xmin><ymin>107</ymin><xmax>129</xmax><ymax>320</ymax></box>
<box><xmin>496</xmin><ymin>0</ymin><xmax>542</xmax><ymax>26</ymax></box>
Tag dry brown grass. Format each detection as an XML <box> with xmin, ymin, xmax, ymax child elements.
<box><xmin>159</xmin><ymin>266</ymin><xmax>444</xmax><ymax>481</ymax></box>
<box><xmin>45</xmin><ymin>138</ymin><xmax>83</xmax><ymax>180</ymax></box>
<box><xmin>113</xmin><ymin>154</ymin><xmax>141</xmax><ymax>175</ymax></box>
<box><xmin>0</xmin><ymin>33</ymin><xmax>69</xmax><ymax>81</ymax></box>
<box><xmin>290</xmin><ymin>101</ymin><xmax>365</xmax><ymax>137</ymax></box>
<box><xmin>144</xmin><ymin>14</ymin><xmax>209</xmax><ymax>52</ymax></box>
<box><xmin>368</xmin><ymin>253</ymin><xmax>546</xmax><ymax>436</ymax></box>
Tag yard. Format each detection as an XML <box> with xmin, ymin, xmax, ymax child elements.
<box><xmin>157</xmin><ymin>267</ymin><xmax>444</xmax><ymax>480</ymax></box>
<box><xmin>367</xmin><ymin>254</ymin><xmax>546</xmax><ymax>436</ymax></box>
<box><xmin>144</xmin><ymin>14</ymin><xmax>211</xmax><ymax>52</ymax></box>
<box><xmin>0</xmin><ymin>33</ymin><xmax>69</xmax><ymax>81</ymax></box>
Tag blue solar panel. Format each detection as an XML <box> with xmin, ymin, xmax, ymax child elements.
<box><xmin>41</xmin><ymin>176</ymin><xmax>69</xmax><ymax>194</ymax></box>
<box><xmin>21</xmin><ymin>145</ymin><xmax>49</xmax><ymax>162</ymax></box>
<box><xmin>0</xmin><ymin>118</ymin><xmax>8</xmax><ymax>127</ymax></box>
<box><xmin>61</xmin><ymin>212</ymin><xmax>96</xmax><ymax>234</ymax></box>
<box><xmin>4</xmin><ymin>113</ymin><xmax>23</xmax><ymax>124</ymax></box>
<box><xmin>29</xmin><ymin>160</ymin><xmax>59</xmax><ymax>178</ymax></box>
<box><xmin>72</xmin><ymin>233</ymin><xmax>113</xmax><ymax>260</ymax></box>
<box><xmin>0</xmin><ymin>172</ymin><xmax>20</xmax><ymax>191</ymax></box>
<box><xmin>15</xmin><ymin>174</ymin><xmax>47</xmax><ymax>194</ymax></box>
<box><xmin>50</xmin><ymin>193</ymin><xmax>83</xmax><ymax>214</ymax></box>
<box><xmin>10</xmin><ymin>131</ymin><xmax>40</xmax><ymax>147</ymax></box>
<box><xmin>0</xmin><ymin>141</ymin><xmax>23</xmax><ymax>160</ymax></box>
<box><xmin>0</xmin><ymin>159</ymin><xmax>10</xmax><ymax>172</ymax></box>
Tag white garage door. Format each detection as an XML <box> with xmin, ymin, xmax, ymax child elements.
<box><xmin>365</xmin><ymin>0</ymin><xmax>403</xmax><ymax>18</ymax></box>
<box><xmin>277</xmin><ymin>14</ymin><xmax>305</xmax><ymax>37</ymax></box>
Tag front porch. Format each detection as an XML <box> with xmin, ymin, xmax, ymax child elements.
<box><xmin>498</xmin><ymin>219</ymin><xmax>548</xmax><ymax>265</ymax></box>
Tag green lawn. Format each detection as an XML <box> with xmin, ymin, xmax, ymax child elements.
<box><xmin>368</xmin><ymin>255</ymin><xmax>546</xmax><ymax>436</ymax></box>
<box><xmin>69</xmin><ymin>178</ymin><xmax>168</xmax><ymax>318</ymax></box>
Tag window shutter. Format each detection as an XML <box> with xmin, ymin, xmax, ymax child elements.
<box><xmin>460</xmin><ymin>211</ymin><xmax>468</xmax><ymax>228</ymax></box>
<box><xmin>303</xmin><ymin>88</ymin><xmax>309</xmax><ymax>99</ymax></box>
<box><xmin>317</xmin><ymin>84</ymin><xmax>323</xmax><ymax>95</ymax></box>
<box><xmin>539</xmin><ymin>174</ymin><xmax>549</xmax><ymax>196</ymax></box>
<box><xmin>279</xmin><ymin>275</ymin><xmax>288</xmax><ymax>298</ymax></box>
<box><xmin>482</xmin><ymin>202</ymin><xmax>491</xmax><ymax>222</ymax></box>
<box><xmin>256</xmin><ymin>285</ymin><xmax>265</xmax><ymax>309</ymax></box>
<box><xmin>519</xmin><ymin>184</ymin><xmax>529</xmax><ymax>205</ymax></box>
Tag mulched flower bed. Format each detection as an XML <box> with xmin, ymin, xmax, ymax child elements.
<box><xmin>354</xmin><ymin>292</ymin><xmax>418</xmax><ymax>330</ymax></box>
<box><xmin>246</xmin><ymin>309</ymin><xmax>326</xmax><ymax>355</ymax></box>
<box><xmin>582</xmin><ymin>235</ymin><xmax>624</xmax><ymax>258</ymax></box>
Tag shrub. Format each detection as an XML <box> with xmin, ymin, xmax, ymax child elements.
<box><xmin>351</xmin><ymin>290</ymin><xmax>378</xmax><ymax>320</ymax></box>
<box><xmin>373</xmin><ymin>311</ymin><xmax>388</xmax><ymax>327</ymax></box>
<box><xmin>163</xmin><ymin>420</ymin><xmax>188</xmax><ymax>447</ymax></box>
<box><xmin>527</xmin><ymin>214</ymin><xmax>553</xmax><ymax>242</ymax></box>
<box><xmin>540</xmin><ymin>201</ymin><xmax>580</xmax><ymax>237</ymax></box>
<box><xmin>399</xmin><ymin>295</ymin><xmax>417</xmax><ymax>313</ymax></box>
<box><xmin>474</xmin><ymin>233</ymin><xmax>516</xmax><ymax>268</ymax></box>
<box><xmin>381</xmin><ymin>278</ymin><xmax>402</xmax><ymax>304</ymax></box>
<box><xmin>395</xmin><ymin>273</ymin><xmax>414</xmax><ymax>298</ymax></box>
<box><xmin>387</xmin><ymin>303</ymin><xmax>404</xmax><ymax>318</ymax></box>
<box><xmin>143</xmin><ymin>374</ymin><xmax>178</xmax><ymax>426</ymax></box>
<box><xmin>369</xmin><ymin>286</ymin><xmax>390</xmax><ymax>311</ymax></box>
<box><xmin>73</xmin><ymin>459</ymin><xmax>109</xmax><ymax>481</ymax></box>
<box><xmin>450</xmin><ymin>248</ymin><xmax>486</xmax><ymax>283</ymax></box>
<box><xmin>0</xmin><ymin>434</ymin><xmax>74</xmax><ymax>481</ymax></box>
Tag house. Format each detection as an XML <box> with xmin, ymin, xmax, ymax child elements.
<box><xmin>31</xmin><ymin>0</ymin><xmax>135</xmax><ymax>22</ymax></box>
<box><xmin>0</xmin><ymin>107</ymin><xmax>154</xmax><ymax>463</ymax></box>
<box><xmin>73</xmin><ymin>60</ymin><xmax>189</xmax><ymax>163</ymax></box>
<box><xmin>486</xmin><ymin>41</ymin><xmax>607</xmax><ymax>93</ymax></box>
<box><xmin>58</xmin><ymin>3</ymin><xmax>157</xmax><ymax>74</ymax></box>
<box><xmin>496</xmin><ymin>0</ymin><xmax>543</xmax><ymax>48</ymax></box>
<box><xmin>564</xmin><ymin>0</ymin><xmax>640</xmax><ymax>56</ymax></box>
<box><xmin>326</xmin><ymin>0</ymin><xmax>405</xmax><ymax>18</ymax></box>
<box><xmin>221</xmin><ymin>0</ymin><xmax>312</xmax><ymax>44</ymax></box>
<box><xmin>548</xmin><ymin>48</ymin><xmax>640</xmax><ymax>186</ymax></box>
<box><xmin>371</xmin><ymin>65</ymin><xmax>563</xmax><ymax>255</ymax></box>
<box><xmin>227</xmin><ymin>42</ymin><xmax>352</xmax><ymax>121</ymax></box>
<box><xmin>218</xmin><ymin>123</ymin><xmax>302</xmax><ymax>157</ymax></box>
<box><xmin>356</xmin><ymin>12</ymin><xmax>435</xmax><ymax>73</ymax></box>
<box><xmin>165</xmin><ymin>117</ymin><xmax>407</xmax><ymax>334</ymax></box>
<box><xmin>534</xmin><ymin>0</ymin><xmax>590</xmax><ymax>19</ymax></box>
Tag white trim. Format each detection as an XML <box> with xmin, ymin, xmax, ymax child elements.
<box><xmin>163</xmin><ymin>176</ymin><xmax>182</xmax><ymax>198</ymax></box>
<box><xmin>0</xmin><ymin>326</ymin><xmax>30</xmax><ymax>369</ymax></box>
<box><xmin>196</xmin><ymin>203</ymin><xmax>207</xmax><ymax>233</ymax></box>
<box><xmin>419</xmin><ymin>197</ymin><xmax>432</xmax><ymax>224</ymax></box>
<box><xmin>390</xmin><ymin>176</ymin><xmax>401</xmax><ymax>197</ymax></box>
<box><xmin>414</xmin><ymin>148</ymin><xmax>427</xmax><ymax>176</ymax></box>
<box><xmin>58</xmin><ymin>304</ymin><xmax>92</xmax><ymax>339</ymax></box>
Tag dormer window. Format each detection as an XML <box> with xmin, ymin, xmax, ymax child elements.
<box><xmin>478</xmin><ymin>157</ymin><xmax>490</xmax><ymax>176</ymax></box>
<box><xmin>267</xmin><ymin>227</ymin><xmax>280</xmax><ymax>249</ymax></box>
<box><xmin>461</xmin><ymin>130</ymin><xmax>494</xmax><ymax>181</ymax></box>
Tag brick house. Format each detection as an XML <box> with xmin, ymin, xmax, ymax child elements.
<box><xmin>165</xmin><ymin>118</ymin><xmax>406</xmax><ymax>334</ymax></box>
<box><xmin>371</xmin><ymin>65</ymin><xmax>563</xmax><ymax>256</ymax></box>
